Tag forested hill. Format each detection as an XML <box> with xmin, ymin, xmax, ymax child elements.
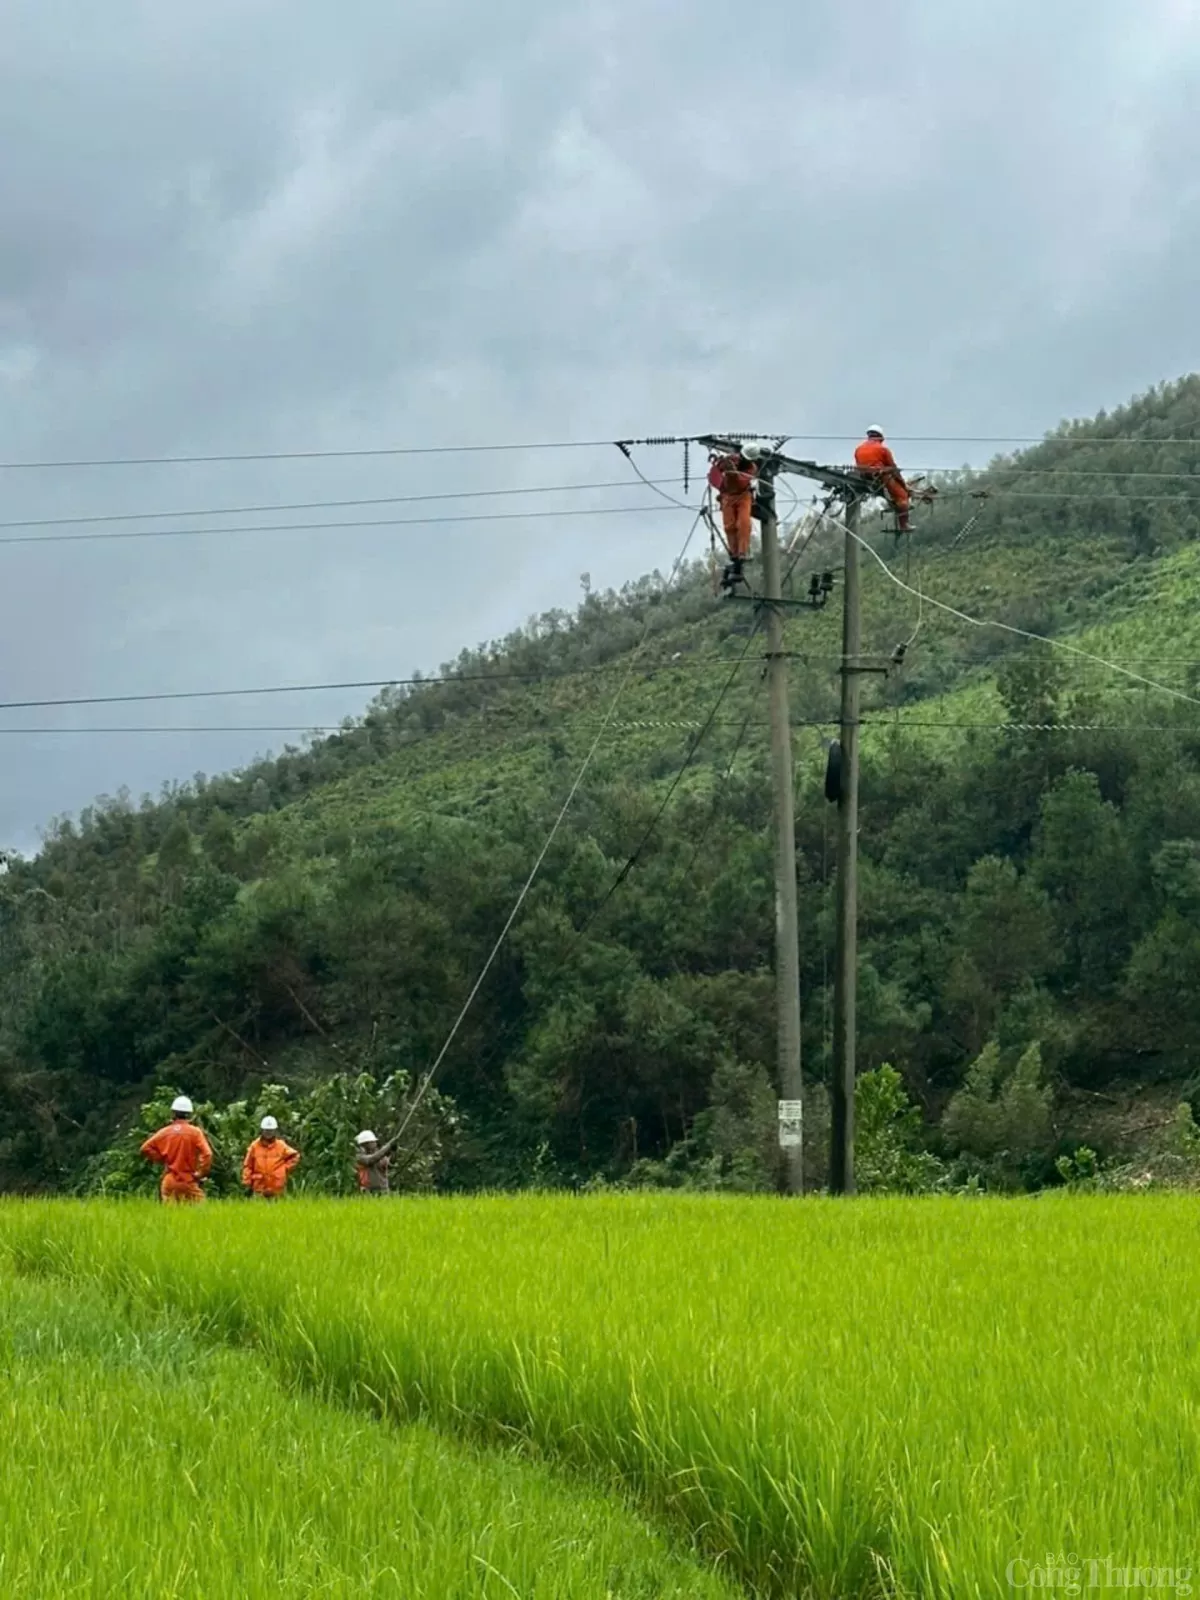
<box><xmin>5</xmin><ymin>375</ymin><xmax>1200</xmax><ymax>1192</ymax></box>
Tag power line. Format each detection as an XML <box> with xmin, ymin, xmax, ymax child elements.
<box><xmin>0</xmin><ymin>500</ymin><xmax>685</xmax><ymax>549</ymax></box>
<box><xmin>573</xmin><ymin>623</ymin><xmax>765</xmax><ymax>931</ymax></box>
<box><xmin>877</xmin><ymin>719</ymin><xmax>1200</xmax><ymax>733</ymax></box>
<box><xmin>788</xmin><ymin>434</ymin><xmax>1200</xmax><ymax>447</ymax></box>
<box><xmin>40</xmin><ymin>483</ymin><xmax>1183</xmax><ymax>555</ymax></box>
<box><xmin>803</xmin><ymin>495</ymin><xmax>1200</xmax><ymax>709</ymax></box>
<box><xmin>588</xmin><ymin>715</ymin><xmax>1200</xmax><ymax>735</ymax></box>
<box><xmin>2</xmin><ymin>715</ymin><xmax>1195</xmax><ymax>737</ymax></box>
<box><xmin>2</xmin><ymin>474</ymin><xmax>1196</xmax><ymax>549</ymax></box>
<box><xmin>910</xmin><ymin>467</ymin><xmax>1200</xmax><ymax>480</ymax></box>
<box><xmin>478</xmin><ymin>713</ymin><xmax>1200</xmax><ymax>733</ymax></box>
<box><xmin>572</xmin><ymin>518</ymin><xmax>821</xmax><ymax>924</ymax></box>
<box><xmin>614</xmin><ymin>443</ymin><xmax>698</xmax><ymax>512</ymax></box>
<box><xmin>14</xmin><ymin>643</ymin><xmax>1200</xmax><ymax>714</ymax></box>
<box><xmin>0</xmin><ymin>438</ymin><xmax>619</xmax><ymax>471</ymax></box>
<box><xmin>944</xmin><ymin>490</ymin><xmax>1200</xmax><ymax>503</ymax></box>
<box><xmin>5</xmin><ymin>600</ymin><xmax>1194</xmax><ymax>719</ymax></box>
<box><xmin>0</xmin><ymin>725</ymin><xmax>351</xmax><ymax>735</ymax></box>
<box><xmin>412</xmin><ymin>624</ymin><xmax>769</xmax><ymax>1121</ymax></box>
<box><xmin>863</xmin><ymin>654</ymin><xmax>1200</xmax><ymax>667</ymax></box>
<box><xmin>0</xmin><ymin>679</ymin><xmax>410</xmax><ymax>712</ymax></box>
<box><xmin>386</xmin><ymin>507</ymin><xmax>708</xmax><ymax>1150</ymax></box>
<box><xmin>673</xmin><ymin>702</ymin><xmax>757</xmax><ymax>886</ymax></box>
<box><xmin>846</xmin><ymin>528</ymin><xmax>1200</xmax><ymax>712</ymax></box>
<box><xmin>1</xmin><ymin>429</ymin><xmax>1197</xmax><ymax>474</ymax></box>
<box><xmin>0</xmin><ymin>477</ymin><xmax>684</xmax><ymax>533</ymax></box>
<box><xmin>0</xmin><ymin>653</ymin><xmax>783</xmax><ymax>713</ymax></box>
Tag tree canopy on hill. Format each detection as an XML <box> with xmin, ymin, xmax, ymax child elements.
<box><xmin>4</xmin><ymin>376</ymin><xmax>1200</xmax><ymax>1191</ymax></box>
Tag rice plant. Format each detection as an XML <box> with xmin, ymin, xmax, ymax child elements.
<box><xmin>4</xmin><ymin>1192</ymin><xmax>1196</xmax><ymax>1599</ymax></box>
<box><xmin>0</xmin><ymin>1263</ymin><xmax>739</xmax><ymax>1599</ymax></box>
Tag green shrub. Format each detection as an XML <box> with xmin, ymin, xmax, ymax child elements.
<box><xmin>81</xmin><ymin>1069</ymin><xmax>457</xmax><ymax>1197</ymax></box>
<box><xmin>854</xmin><ymin>1063</ymin><xmax>944</xmax><ymax>1193</ymax></box>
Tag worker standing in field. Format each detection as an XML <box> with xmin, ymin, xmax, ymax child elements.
<box><xmin>707</xmin><ymin>443</ymin><xmax>758</xmax><ymax>588</ymax></box>
<box><xmin>854</xmin><ymin>426</ymin><xmax>912</xmax><ymax>531</ymax></box>
<box><xmin>241</xmin><ymin>1116</ymin><xmax>300</xmax><ymax>1200</ymax></box>
<box><xmin>140</xmin><ymin>1095</ymin><xmax>212</xmax><ymax>1204</ymax></box>
<box><xmin>354</xmin><ymin>1128</ymin><xmax>403</xmax><ymax>1195</ymax></box>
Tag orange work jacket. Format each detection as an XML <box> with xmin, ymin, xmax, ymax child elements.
<box><xmin>140</xmin><ymin>1121</ymin><xmax>213</xmax><ymax>1185</ymax></box>
<box><xmin>356</xmin><ymin>1152</ymin><xmax>390</xmax><ymax>1192</ymax></box>
<box><xmin>242</xmin><ymin>1137</ymin><xmax>300</xmax><ymax>1196</ymax></box>
<box><xmin>707</xmin><ymin>454</ymin><xmax>757</xmax><ymax>497</ymax></box>
<box><xmin>854</xmin><ymin>438</ymin><xmax>901</xmax><ymax>476</ymax></box>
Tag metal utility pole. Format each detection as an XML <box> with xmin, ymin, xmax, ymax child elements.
<box><xmin>830</xmin><ymin>496</ymin><xmax>862</xmax><ymax>1194</ymax></box>
<box><xmin>760</xmin><ymin>493</ymin><xmax>805</xmax><ymax>1194</ymax></box>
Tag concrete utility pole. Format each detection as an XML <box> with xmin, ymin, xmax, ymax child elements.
<box><xmin>759</xmin><ymin>490</ymin><xmax>805</xmax><ymax>1194</ymax></box>
<box><xmin>830</xmin><ymin>496</ymin><xmax>862</xmax><ymax>1195</ymax></box>
<box><xmin>696</xmin><ymin>436</ymin><xmax>877</xmax><ymax>1197</ymax></box>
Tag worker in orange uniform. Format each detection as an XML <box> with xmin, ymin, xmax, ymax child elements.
<box><xmin>140</xmin><ymin>1095</ymin><xmax>212</xmax><ymax>1203</ymax></box>
<box><xmin>854</xmin><ymin>426</ymin><xmax>911</xmax><ymax>531</ymax></box>
<box><xmin>241</xmin><ymin>1115</ymin><xmax>300</xmax><ymax>1200</ymax></box>
<box><xmin>708</xmin><ymin>444</ymin><xmax>758</xmax><ymax>588</ymax></box>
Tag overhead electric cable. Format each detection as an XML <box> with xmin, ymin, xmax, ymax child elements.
<box><xmin>784</xmin><ymin>434</ymin><xmax>1200</xmax><ymax>447</ymax></box>
<box><xmin>385</xmin><ymin>505</ymin><xmax>707</xmax><ymax>1149</ymax></box>
<box><xmin>573</xmin><ymin>621</ymin><xmax>765</xmax><ymax>933</ymax></box>
<box><xmin>568</xmin><ymin>518</ymin><xmax>819</xmax><ymax>932</ymax></box>
<box><xmin>0</xmin><ymin>476</ymin><xmax>684</xmax><ymax>533</ymax></box>
<box><xmin>1</xmin><ymin>428</ymin><xmax>1196</xmax><ymax>473</ymax></box>
<box><xmin>0</xmin><ymin>501</ymin><xmax>679</xmax><ymax>548</ymax></box>
<box><xmin>3</xmin><ymin>716</ymin><xmax>1198</xmax><ymax>737</ymax></box>
<box><xmin>905</xmin><ymin>467</ymin><xmax>1200</xmax><ymax>480</ymax></box>
<box><xmin>0</xmin><ymin>437</ymin><xmax>620</xmax><ymax>471</ymax></box>
<box><xmin>0</xmin><ymin>654</ymin><xmax>785</xmax><ymax>713</ymax></box>
<box><xmin>844</xmin><ymin>526</ymin><xmax>1200</xmax><ymax>711</ymax></box>
<box><xmin>613</xmin><ymin>442</ymin><xmax>698</xmax><ymax>512</ymax></box>
<box><xmin>5</xmin><ymin>486</ymin><xmax>1193</xmax><ymax>551</ymax></box>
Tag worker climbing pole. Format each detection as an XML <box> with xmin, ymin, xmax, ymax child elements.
<box><xmin>620</xmin><ymin>428</ymin><xmax>939</xmax><ymax>1194</ymax></box>
<box><xmin>707</xmin><ymin>441</ymin><xmax>759</xmax><ymax>593</ymax></box>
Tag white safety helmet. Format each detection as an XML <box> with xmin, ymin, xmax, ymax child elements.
<box><xmin>866</xmin><ymin>425</ymin><xmax>885</xmax><ymax>438</ymax></box>
<box><xmin>260</xmin><ymin>1115</ymin><xmax>278</xmax><ymax>1132</ymax></box>
<box><xmin>171</xmin><ymin>1095</ymin><xmax>194</xmax><ymax>1115</ymax></box>
<box><xmin>355</xmin><ymin>1130</ymin><xmax>377</xmax><ymax>1146</ymax></box>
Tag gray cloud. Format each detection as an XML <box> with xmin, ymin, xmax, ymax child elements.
<box><xmin>0</xmin><ymin>0</ymin><xmax>1197</xmax><ymax>848</ymax></box>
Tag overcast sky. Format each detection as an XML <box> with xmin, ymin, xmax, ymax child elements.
<box><xmin>0</xmin><ymin>0</ymin><xmax>1197</xmax><ymax>852</ymax></box>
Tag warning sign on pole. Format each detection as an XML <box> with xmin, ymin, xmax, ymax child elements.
<box><xmin>777</xmin><ymin>1098</ymin><xmax>802</xmax><ymax>1149</ymax></box>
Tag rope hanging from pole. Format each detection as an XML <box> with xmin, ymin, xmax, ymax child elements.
<box><xmin>385</xmin><ymin>503</ymin><xmax>709</xmax><ymax>1154</ymax></box>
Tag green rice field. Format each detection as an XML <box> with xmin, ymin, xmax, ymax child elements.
<box><xmin>0</xmin><ymin>1266</ymin><xmax>736</xmax><ymax>1598</ymax></box>
<box><xmin>2</xmin><ymin>1193</ymin><xmax>1195</xmax><ymax>1599</ymax></box>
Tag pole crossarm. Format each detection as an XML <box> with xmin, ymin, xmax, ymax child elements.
<box><xmin>773</xmin><ymin>453</ymin><xmax>873</xmax><ymax>499</ymax></box>
<box><xmin>695</xmin><ymin>437</ymin><xmax>875</xmax><ymax>500</ymax></box>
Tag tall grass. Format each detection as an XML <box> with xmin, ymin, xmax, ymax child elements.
<box><xmin>5</xmin><ymin>1193</ymin><xmax>1197</xmax><ymax>1599</ymax></box>
<box><xmin>0</xmin><ymin>1265</ymin><xmax>739</xmax><ymax>1598</ymax></box>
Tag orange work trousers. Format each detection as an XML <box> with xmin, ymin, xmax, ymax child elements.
<box><xmin>881</xmin><ymin>474</ymin><xmax>911</xmax><ymax>528</ymax></box>
<box><xmin>161</xmin><ymin>1173</ymin><xmax>205</xmax><ymax>1203</ymax></box>
<box><xmin>720</xmin><ymin>491</ymin><xmax>753</xmax><ymax>559</ymax></box>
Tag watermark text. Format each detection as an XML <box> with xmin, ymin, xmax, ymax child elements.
<box><xmin>1007</xmin><ymin>1554</ymin><xmax>1192</xmax><ymax>1595</ymax></box>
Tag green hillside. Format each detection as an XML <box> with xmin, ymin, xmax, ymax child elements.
<box><xmin>5</xmin><ymin>376</ymin><xmax>1200</xmax><ymax>1191</ymax></box>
